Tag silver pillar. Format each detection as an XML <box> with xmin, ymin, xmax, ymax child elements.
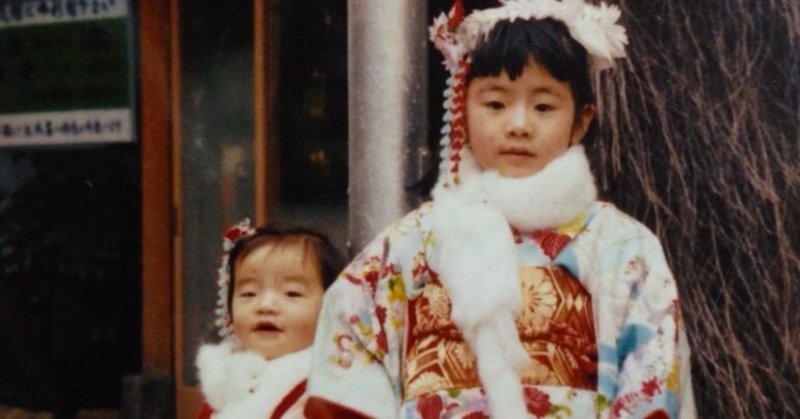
<box><xmin>348</xmin><ymin>1</ymin><xmax>428</xmax><ymax>252</ymax></box>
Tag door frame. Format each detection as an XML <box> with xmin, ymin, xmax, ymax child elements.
<box><xmin>139</xmin><ymin>0</ymin><xmax>275</xmax><ymax>416</ymax></box>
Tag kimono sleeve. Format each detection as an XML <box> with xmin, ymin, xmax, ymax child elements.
<box><xmin>608</xmin><ymin>231</ymin><xmax>696</xmax><ymax>419</ymax></box>
<box><xmin>306</xmin><ymin>231</ymin><xmax>410</xmax><ymax>419</ymax></box>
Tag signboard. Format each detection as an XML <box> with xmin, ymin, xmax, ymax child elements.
<box><xmin>0</xmin><ymin>0</ymin><xmax>134</xmax><ymax>146</ymax></box>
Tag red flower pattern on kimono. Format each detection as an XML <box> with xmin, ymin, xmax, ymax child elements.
<box><xmin>532</xmin><ymin>230</ymin><xmax>571</xmax><ymax>260</ymax></box>
<box><xmin>525</xmin><ymin>387</ymin><xmax>552</xmax><ymax>417</ymax></box>
<box><xmin>643</xmin><ymin>409</ymin><xmax>670</xmax><ymax>419</ymax></box>
<box><xmin>416</xmin><ymin>395</ymin><xmax>444</xmax><ymax>418</ymax></box>
<box><xmin>374</xmin><ymin>305</ymin><xmax>389</xmax><ymax>354</ymax></box>
<box><xmin>642</xmin><ymin>378</ymin><xmax>662</xmax><ymax>397</ymax></box>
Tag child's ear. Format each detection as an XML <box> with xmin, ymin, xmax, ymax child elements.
<box><xmin>570</xmin><ymin>104</ymin><xmax>596</xmax><ymax>145</ymax></box>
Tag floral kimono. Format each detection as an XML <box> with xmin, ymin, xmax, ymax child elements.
<box><xmin>306</xmin><ymin>147</ymin><xmax>695</xmax><ymax>418</ymax></box>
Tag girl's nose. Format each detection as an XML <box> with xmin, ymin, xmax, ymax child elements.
<box><xmin>506</xmin><ymin>105</ymin><xmax>532</xmax><ymax>139</ymax></box>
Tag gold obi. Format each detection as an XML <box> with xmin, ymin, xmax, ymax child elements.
<box><xmin>402</xmin><ymin>265</ymin><xmax>597</xmax><ymax>401</ymax></box>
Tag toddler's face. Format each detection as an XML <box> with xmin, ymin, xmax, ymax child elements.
<box><xmin>465</xmin><ymin>59</ymin><xmax>594</xmax><ymax>178</ymax></box>
<box><xmin>231</xmin><ymin>243</ymin><xmax>324</xmax><ymax>360</ymax></box>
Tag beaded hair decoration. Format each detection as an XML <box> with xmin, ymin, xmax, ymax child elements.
<box><xmin>214</xmin><ymin>218</ymin><xmax>256</xmax><ymax>338</ymax></box>
<box><xmin>429</xmin><ymin>0</ymin><xmax>628</xmax><ymax>191</ymax></box>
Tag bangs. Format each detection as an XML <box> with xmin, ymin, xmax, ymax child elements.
<box><xmin>467</xmin><ymin>18</ymin><xmax>593</xmax><ymax>106</ymax></box>
<box><xmin>234</xmin><ymin>235</ymin><xmax>322</xmax><ymax>278</ymax></box>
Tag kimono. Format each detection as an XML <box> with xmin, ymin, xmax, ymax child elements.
<box><xmin>196</xmin><ymin>342</ymin><xmax>310</xmax><ymax>419</ymax></box>
<box><xmin>306</xmin><ymin>146</ymin><xmax>695</xmax><ymax>418</ymax></box>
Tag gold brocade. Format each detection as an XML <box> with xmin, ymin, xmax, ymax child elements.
<box><xmin>402</xmin><ymin>266</ymin><xmax>597</xmax><ymax>400</ymax></box>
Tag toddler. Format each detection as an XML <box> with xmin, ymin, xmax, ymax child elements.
<box><xmin>196</xmin><ymin>220</ymin><xmax>342</xmax><ymax>419</ymax></box>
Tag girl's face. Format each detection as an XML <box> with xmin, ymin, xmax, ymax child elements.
<box><xmin>465</xmin><ymin>59</ymin><xmax>595</xmax><ymax>178</ymax></box>
<box><xmin>231</xmin><ymin>242</ymin><xmax>324</xmax><ymax>360</ymax></box>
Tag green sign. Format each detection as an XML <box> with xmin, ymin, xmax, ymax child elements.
<box><xmin>0</xmin><ymin>0</ymin><xmax>134</xmax><ymax>146</ymax></box>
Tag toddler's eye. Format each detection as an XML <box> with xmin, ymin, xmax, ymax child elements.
<box><xmin>534</xmin><ymin>104</ymin><xmax>553</xmax><ymax>112</ymax></box>
<box><xmin>238</xmin><ymin>291</ymin><xmax>256</xmax><ymax>298</ymax></box>
<box><xmin>286</xmin><ymin>291</ymin><xmax>304</xmax><ymax>298</ymax></box>
<box><xmin>485</xmin><ymin>101</ymin><xmax>504</xmax><ymax>110</ymax></box>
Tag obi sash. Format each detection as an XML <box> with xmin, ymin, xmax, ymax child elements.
<box><xmin>403</xmin><ymin>265</ymin><xmax>597</xmax><ymax>400</ymax></box>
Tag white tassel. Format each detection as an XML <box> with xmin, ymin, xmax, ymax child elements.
<box><xmin>469</xmin><ymin>322</ymin><xmax>529</xmax><ymax>419</ymax></box>
<box><xmin>431</xmin><ymin>188</ymin><xmax>530</xmax><ymax>418</ymax></box>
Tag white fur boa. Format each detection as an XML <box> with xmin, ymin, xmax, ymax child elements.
<box><xmin>430</xmin><ymin>146</ymin><xmax>597</xmax><ymax>418</ymax></box>
<box><xmin>196</xmin><ymin>341</ymin><xmax>310</xmax><ymax>419</ymax></box>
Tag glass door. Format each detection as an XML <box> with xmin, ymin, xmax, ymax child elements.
<box><xmin>171</xmin><ymin>1</ymin><xmax>347</xmax><ymax>416</ymax></box>
<box><xmin>173</xmin><ymin>0</ymin><xmax>257</xmax><ymax>414</ymax></box>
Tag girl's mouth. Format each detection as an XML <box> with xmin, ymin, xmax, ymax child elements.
<box><xmin>499</xmin><ymin>152</ymin><xmax>536</xmax><ymax>163</ymax></box>
<box><xmin>499</xmin><ymin>147</ymin><xmax>535</xmax><ymax>157</ymax></box>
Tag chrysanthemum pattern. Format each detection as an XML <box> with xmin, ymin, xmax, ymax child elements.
<box><xmin>403</xmin><ymin>265</ymin><xmax>597</xmax><ymax>399</ymax></box>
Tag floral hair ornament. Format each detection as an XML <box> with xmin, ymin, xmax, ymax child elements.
<box><xmin>214</xmin><ymin>218</ymin><xmax>256</xmax><ymax>338</ymax></box>
<box><xmin>430</xmin><ymin>0</ymin><xmax>627</xmax><ymax>72</ymax></box>
<box><xmin>429</xmin><ymin>0</ymin><xmax>628</xmax><ymax>192</ymax></box>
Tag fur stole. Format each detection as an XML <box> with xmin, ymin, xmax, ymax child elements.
<box><xmin>196</xmin><ymin>341</ymin><xmax>311</xmax><ymax>419</ymax></box>
<box><xmin>430</xmin><ymin>146</ymin><xmax>597</xmax><ymax>418</ymax></box>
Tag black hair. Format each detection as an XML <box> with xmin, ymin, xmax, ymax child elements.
<box><xmin>468</xmin><ymin>18</ymin><xmax>595</xmax><ymax>110</ymax></box>
<box><xmin>226</xmin><ymin>223</ymin><xmax>344</xmax><ymax>316</ymax></box>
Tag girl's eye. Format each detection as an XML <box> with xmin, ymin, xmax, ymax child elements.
<box><xmin>535</xmin><ymin>104</ymin><xmax>553</xmax><ymax>112</ymax></box>
<box><xmin>286</xmin><ymin>291</ymin><xmax>303</xmax><ymax>298</ymax></box>
<box><xmin>238</xmin><ymin>291</ymin><xmax>256</xmax><ymax>298</ymax></box>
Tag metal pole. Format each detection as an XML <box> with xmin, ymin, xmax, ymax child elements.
<box><xmin>347</xmin><ymin>1</ymin><xmax>428</xmax><ymax>252</ymax></box>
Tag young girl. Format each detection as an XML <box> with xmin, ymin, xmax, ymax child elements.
<box><xmin>195</xmin><ymin>220</ymin><xmax>343</xmax><ymax>419</ymax></box>
<box><xmin>306</xmin><ymin>0</ymin><xmax>695</xmax><ymax>418</ymax></box>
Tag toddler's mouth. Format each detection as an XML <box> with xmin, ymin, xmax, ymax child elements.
<box><xmin>254</xmin><ymin>322</ymin><xmax>282</xmax><ymax>332</ymax></box>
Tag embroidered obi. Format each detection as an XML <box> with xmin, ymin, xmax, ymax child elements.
<box><xmin>402</xmin><ymin>265</ymin><xmax>597</xmax><ymax>401</ymax></box>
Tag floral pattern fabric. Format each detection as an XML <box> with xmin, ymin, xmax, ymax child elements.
<box><xmin>307</xmin><ymin>201</ymin><xmax>693</xmax><ymax>418</ymax></box>
<box><xmin>402</xmin><ymin>263</ymin><xmax>598</xmax><ymax>401</ymax></box>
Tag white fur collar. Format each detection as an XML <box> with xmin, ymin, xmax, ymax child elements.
<box><xmin>196</xmin><ymin>341</ymin><xmax>310</xmax><ymax>419</ymax></box>
<box><xmin>442</xmin><ymin>145</ymin><xmax>597</xmax><ymax>232</ymax></box>
<box><xmin>429</xmin><ymin>146</ymin><xmax>596</xmax><ymax>418</ymax></box>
